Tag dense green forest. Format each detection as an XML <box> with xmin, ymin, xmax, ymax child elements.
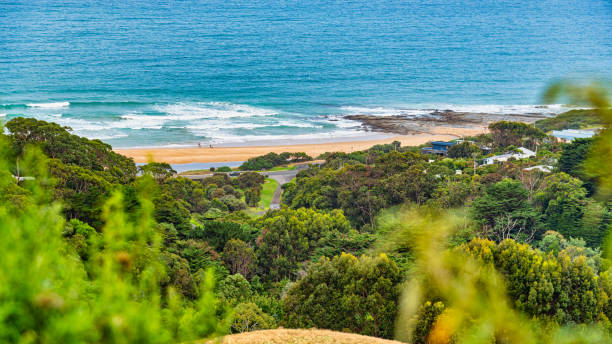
<box><xmin>1</xmin><ymin>83</ymin><xmax>611</xmax><ymax>343</ymax></box>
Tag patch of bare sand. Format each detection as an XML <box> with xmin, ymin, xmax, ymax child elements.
<box><xmin>200</xmin><ymin>329</ymin><xmax>403</xmax><ymax>344</ymax></box>
<box><xmin>115</xmin><ymin>128</ymin><xmax>484</xmax><ymax>164</ymax></box>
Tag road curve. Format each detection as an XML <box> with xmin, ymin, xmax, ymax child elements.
<box><xmin>180</xmin><ymin>163</ymin><xmax>318</xmax><ymax>209</ymax></box>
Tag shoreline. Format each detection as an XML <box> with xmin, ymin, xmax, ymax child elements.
<box><xmin>115</xmin><ymin>127</ymin><xmax>486</xmax><ymax>164</ymax></box>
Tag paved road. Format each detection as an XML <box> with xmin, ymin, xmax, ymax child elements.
<box><xmin>265</xmin><ymin>165</ymin><xmax>310</xmax><ymax>209</ymax></box>
<box><xmin>181</xmin><ymin>163</ymin><xmax>315</xmax><ymax>210</ymax></box>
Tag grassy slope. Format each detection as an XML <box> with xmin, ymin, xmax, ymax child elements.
<box><xmin>244</xmin><ymin>178</ymin><xmax>279</xmax><ymax>217</ymax></box>
<box><xmin>178</xmin><ymin>169</ymin><xmax>210</xmax><ymax>175</ymax></box>
<box><xmin>268</xmin><ymin>165</ymin><xmax>297</xmax><ymax>172</ymax></box>
<box><xmin>202</xmin><ymin>329</ymin><xmax>403</xmax><ymax>344</ymax></box>
<box><xmin>178</xmin><ymin>167</ymin><xmax>235</xmax><ymax>175</ymax></box>
<box><xmin>535</xmin><ymin>109</ymin><xmax>602</xmax><ymax>132</ymax></box>
<box><xmin>259</xmin><ymin>178</ymin><xmax>279</xmax><ymax>209</ymax></box>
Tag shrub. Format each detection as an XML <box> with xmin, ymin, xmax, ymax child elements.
<box><xmin>222</xmin><ymin>239</ymin><xmax>257</xmax><ymax>279</ymax></box>
<box><xmin>282</xmin><ymin>253</ymin><xmax>402</xmax><ymax>339</ymax></box>
<box><xmin>239</xmin><ymin>152</ymin><xmax>312</xmax><ymax>171</ymax></box>
<box><xmin>231</xmin><ymin>302</ymin><xmax>276</xmax><ymax>333</ymax></box>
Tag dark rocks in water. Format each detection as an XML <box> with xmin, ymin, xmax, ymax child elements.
<box><xmin>344</xmin><ymin>110</ymin><xmax>550</xmax><ymax>135</ymax></box>
<box><xmin>344</xmin><ymin>115</ymin><xmax>431</xmax><ymax>135</ymax></box>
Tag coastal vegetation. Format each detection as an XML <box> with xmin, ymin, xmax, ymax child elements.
<box><xmin>239</xmin><ymin>152</ymin><xmax>312</xmax><ymax>171</ymax></box>
<box><xmin>535</xmin><ymin>109</ymin><xmax>603</xmax><ymax>132</ymax></box>
<box><xmin>1</xmin><ymin>83</ymin><xmax>611</xmax><ymax>343</ymax></box>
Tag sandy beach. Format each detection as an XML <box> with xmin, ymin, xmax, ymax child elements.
<box><xmin>115</xmin><ymin>127</ymin><xmax>486</xmax><ymax>164</ymax></box>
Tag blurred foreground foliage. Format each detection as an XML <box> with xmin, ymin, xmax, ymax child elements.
<box><xmin>389</xmin><ymin>81</ymin><xmax>612</xmax><ymax>343</ymax></box>
<box><xmin>389</xmin><ymin>206</ymin><xmax>612</xmax><ymax>344</ymax></box>
<box><xmin>0</xmin><ymin>138</ymin><xmax>230</xmax><ymax>342</ymax></box>
<box><xmin>544</xmin><ymin>81</ymin><xmax>612</xmax><ymax>198</ymax></box>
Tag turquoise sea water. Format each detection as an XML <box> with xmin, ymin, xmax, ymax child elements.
<box><xmin>1</xmin><ymin>0</ymin><xmax>611</xmax><ymax>147</ymax></box>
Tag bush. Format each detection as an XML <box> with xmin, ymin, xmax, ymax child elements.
<box><xmin>231</xmin><ymin>302</ymin><xmax>276</xmax><ymax>333</ymax></box>
<box><xmin>191</xmin><ymin>220</ymin><xmax>259</xmax><ymax>251</ymax></box>
<box><xmin>447</xmin><ymin>141</ymin><xmax>481</xmax><ymax>158</ymax></box>
<box><xmin>219</xmin><ymin>195</ymin><xmax>246</xmax><ymax>211</ymax></box>
<box><xmin>471</xmin><ymin>178</ymin><xmax>542</xmax><ymax>242</ymax></box>
<box><xmin>256</xmin><ymin>208</ymin><xmax>352</xmax><ymax>281</ymax></box>
<box><xmin>244</xmin><ymin>189</ymin><xmax>261</xmax><ymax>207</ymax></box>
<box><xmin>139</xmin><ymin>162</ymin><xmax>176</xmax><ymax>182</ymax></box>
<box><xmin>217</xmin><ymin>274</ymin><xmax>252</xmax><ymax>304</ymax></box>
<box><xmin>239</xmin><ymin>152</ymin><xmax>312</xmax><ymax>171</ymax></box>
<box><xmin>282</xmin><ymin>253</ymin><xmax>402</xmax><ymax>339</ymax></box>
<box><xmin>488</xmin><ymin>120</ymin><xmax>546</xmax><ymax>148</ymax></box>
<box><xmin>462</xmin><ymin>238</ymin><xmax>610</xmax><ymax>324</ymax></box>
<box><xmin>222</xmin><ymin>239</ymin><xmax>257</xmax><ymax>279</ymax></box>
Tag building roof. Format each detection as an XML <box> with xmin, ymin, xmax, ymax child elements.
<box><xmin>523</xmin><ymin>165</ymin><xmax>553</xmax><ymax>173</ymax></box>
<box><xmin>485</xmin><ymin>147</ymin><xmax>535</xmax><ymax>162</ymax></box>
<box><xmin>485</xmin><ymin>153</ymin><xmax>513</xmax><ymax>161</ymax></box>
<box><xmin>517</xmin><ymin>147</ymin><xmax>536</xmax><ymax>155</ymax></box>
<box><xmin>430</xmin><ymin>141</ymin><xmax>457</xmax><ymax>146</ymax></box>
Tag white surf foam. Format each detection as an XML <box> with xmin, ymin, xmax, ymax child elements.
<box><xmin>26</xmin><ymin>102</ymin><xmax>70</xmax><ymax>109</ymax></box>
<box><xmin>340</xmin><ymin>104</ymin><xmax>579</xmax><ymax>117</ymax></box>
<box><xmin>114</xmin><ymin>113</ymin><xmax>167</xmax><ymax>129</ymax></box>
<box><xmin>187</xmin><ymin>121</ymin><xmax>270</xmax><ymax>132</ymax></box>
<box><xmin>340</xmin><ymin>106</ymin><xmax>433</xmax><ymax>117</ymax></box>
<box><xmin>86</xmin><ymin>133</ymin><xmax>130</xmax><ymax>140</ymax></box>
<box><xmin>206</xmin><ymin>129</ymin><xmax>372</xmax><ymax>145</ymax></box>
<box><xmin>17</xmin><ymin>100</ymin><xmax>580</xmax><ymax>147</ymax></box>
<box><xmin>153</xmin><ymin>102</ymin><xmax>278</xmax><ymax>120</ymax></box>
<box><xmin>54</xmin><ymin>118</ymin><xmax>108</xmax><ymax>131</ymax></box>
<box><xmin>425</xmin><ymin>103</ymin><xmax>577</xmax><ymax>115</ymax></box>
<box><xmin>324</xmin><ymin>115</ymin><xmax>362</xmax><ymax>128</ymax></box>
<box><xmin>276</xmin><ymin>120</ymin><xmax>320</xmax><ymax>128</ymax></box>
<box><xmin>190</xmin><ymin>119</ymin><xmax>320</xmax><ymax>131</ymax></box>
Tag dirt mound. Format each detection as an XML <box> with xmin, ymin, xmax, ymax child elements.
<box><xmin>202</xmin><ymin>328</ymin><xmax>404</xmax><ymax>344</ymax></box>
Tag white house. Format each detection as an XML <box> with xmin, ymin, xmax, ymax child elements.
<box><xmin>483</xmin><ymin>147</ymin><xmax>536</xmax><ymax>165</ymax></box>
<box><xmin>523</xmin><ymin>165</ymin><xmax>553</xmax><ymax>173</ymax></box>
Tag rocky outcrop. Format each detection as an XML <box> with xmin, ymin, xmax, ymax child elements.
<box><xmin>344</xmin><ymin>110</ymin><xmax>550</xmax><ymax>135</ymax></box>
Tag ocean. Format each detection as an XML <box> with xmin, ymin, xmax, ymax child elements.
<box><xmin>1</xmin><ymin>0</ymin><xmax>611</xmax><ymax>148</ymax></box>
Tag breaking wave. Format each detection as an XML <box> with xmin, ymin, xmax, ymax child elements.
<box><xmin>26</xmin><ymin>102</ymin><xmax>71</xmax><ymax>109</ymax></box>
<box><xmin>340</xmin><ymin>103</ymin><xmax>578</xmax><ymax>117</ymax></box>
